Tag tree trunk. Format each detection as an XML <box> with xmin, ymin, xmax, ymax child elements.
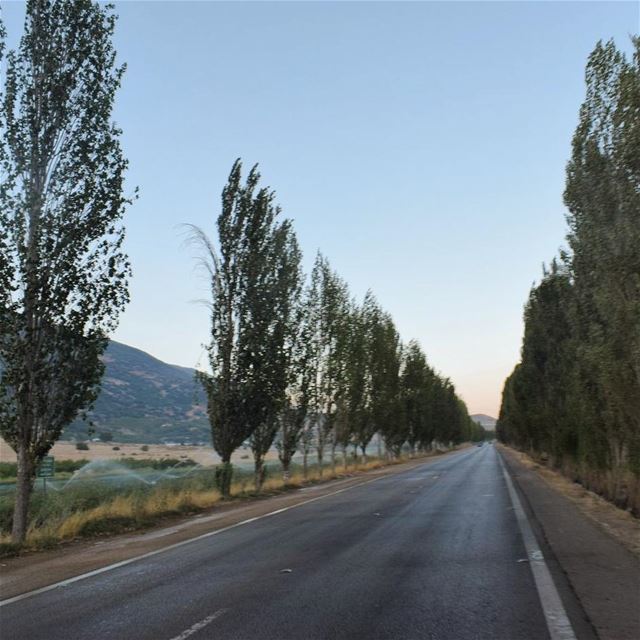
<box><xmin>377</xmin><ymin>433</ymin><xmax>382</xmax><ymax>459</ymax></box>
<box><xmin>361</xmin><ymin>444</ymin><xmax>367</xmax><ymax>464</ymax></box>
<box><xmin>12</xmin><ymin>443</ymin><xmax>34</xmax><ymax>544</ymax></box>
<box><xmin>342</xmin><ymin>445</ymin><xmax>348</xmax><ymax>470</ymax></box>
<box><xmin>317</xmin><ymin>442</ymin><xmax>324</xmax><ymax>478</ymax></box>
<box><xmin>303</xmin><ymin>449</ymin><xmax>308</xmax><ymax>479</ymax></box>
<box><xmin>254</xmin><ymin>455</ymin><xmax>266</xmax><ymax>492</ymax></box>
<box><xmin>282</xmin><ymin>457</ymin><xmax>291</xmax><ymax>483</ymax></box>
<box><xmin>216</xmin><ymin>459</ymin><xmax>233</xmax><ymax>499</ymax></box>
<box><xmin>331</xmin><ymin>440</ymin><xmax>336</xmax><ymax>476</ymax></box>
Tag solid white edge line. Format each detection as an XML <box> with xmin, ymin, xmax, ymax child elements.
<box><xmin>168</xmin><ymin>608</ymin><xmax>228</xmax><ymax>640</ymax></box>
<box><xmin>498</xmin><ymin>452</ymin><xmax>577</xmax><ymax>640</ymax></box>
<box><xmin>1</xmin><ymin>451</ymin><xmax>470</xmax><ymax>608</ymax></box>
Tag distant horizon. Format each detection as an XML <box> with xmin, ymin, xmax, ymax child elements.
<box><xmin>3</xmin><ymin>1</ymin><xmax>637</xmax><ymax>417</ymax></box>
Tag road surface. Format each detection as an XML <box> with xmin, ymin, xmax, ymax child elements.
<box><xmin>1</xmin><ymin>446</ymin><xmax>583</xmax><ymax>639</ymax></box>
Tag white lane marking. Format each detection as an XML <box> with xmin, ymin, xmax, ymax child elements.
<box><xmin>498</xmin><ymin>453</ymin><xmax>576</xmax><ymax>640</ymax></box>
<box><xmin>168</xmin><ymin>609</ymin><xmax>227</xmax><ymax>640</ymax></box>
<box><xmin>0</xmin><ymin>452</ymin><xmax>468</xmax><ymax>608</ymax></box>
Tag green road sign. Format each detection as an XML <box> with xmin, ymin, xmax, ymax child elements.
<box><xmin>37</xmin><ymin>456</ymin><xmax>55</xmax><ymax>478</ymax></box>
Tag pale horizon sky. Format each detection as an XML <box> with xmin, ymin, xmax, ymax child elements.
<box><xmin>3</xmin><ymin>1</ymin><xmax>639</xmax><ymax>417</ymax></box>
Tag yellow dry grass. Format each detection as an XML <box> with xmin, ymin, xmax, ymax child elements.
<box><xmin>499</xmin><ymin>444</ymin><xmax>640</xmax><ymax>557</ymax></box>
<box><xmin>0</xmin><ymin>452</ymin><xmax>436</xmax><ymax>552</ymax></box>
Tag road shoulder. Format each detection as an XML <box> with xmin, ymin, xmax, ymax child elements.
<box><xmin>499</xmin><ymin>445</ymin><xmax>640</xmax><ymax>640</ymax></box>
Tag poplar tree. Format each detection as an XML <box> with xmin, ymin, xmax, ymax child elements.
<box><xmin>193</xmin><ymin>160</ymin><xmax>295</xmax><ymax>497</ymax></box>
<box><xmin>564</xmin><ymin>38</ymin><xmax>640</xmax><ymax>478</ymax></box>
<box><xmin>367</xmin><ymin>300</ymin><xmax>403</xmax><ymax>457</ymax></box>
<box><xmin>498</xmin><ymin>38</ymin><xmax>640</xmax><ymax>512</ymax></box>
<box><xmin>250</xmin><ymin>223</ymin><xmax>302</xmax><ymax>491</ymax></box>
<box><xmin>400</xmin><ymin>341</ymin><xmax>430</xmax><ymax>454</ymax></box>
<box><xmin>351</xmin><ymin>292</ymin><xmax>376</xmax><ymax>459</ymax></box>
<box><xmin>305</xmin><ymin>254</ymin><xmax>349</xmax><ymax>477</ymax></box>
<box><xmin>0</xmin><ymin>0</ymin><xmax>132</xmax><ymax>543</ymax></box>
<box><xmin>276</xmin><ymin>286</ymin><xmax>313</xmax><ymax>481</ymax></box>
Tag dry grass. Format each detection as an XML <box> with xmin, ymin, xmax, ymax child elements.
<box><xmin>0</xmin><ymin>446</ymin><xmax>468</xmax><ymax>557</ymax></box>
<box><xmin>0</xmin><ymin>454</ymin><xmax>419</xmax><ymax>554</ymax></box>
<box><xmin>499</xmin><ymin>444</ymin><xmax>640</xmax><ymax>558</ymax></box>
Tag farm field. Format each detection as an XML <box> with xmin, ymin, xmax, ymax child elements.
<box><xmin>0</xmin><ymin>438</ymin><xmax>279</xmax><ymax>467</ymax></box>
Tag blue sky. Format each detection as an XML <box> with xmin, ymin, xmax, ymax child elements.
<box><xmin>2</xmin><ymin>1</ymin><xmax>638</xmax><ymax>415</ymax></box>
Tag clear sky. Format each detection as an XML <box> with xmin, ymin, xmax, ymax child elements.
<box><xmin>2</xmin><ymin>1</ymin><xmax>639</xmax><ymax>416</ymax></box>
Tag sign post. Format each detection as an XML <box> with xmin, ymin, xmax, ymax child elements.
<box><xmin>37</xmin><ymin>456</ymin><xmax>55</xmax><ymax>497</ymax></box>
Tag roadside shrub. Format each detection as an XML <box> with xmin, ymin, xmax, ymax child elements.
<box><xmin>76</xmin><ymin>441</ymin><xmax>89</xmax><ymax>451</ymax></box>
<box><xmin>79</xmin><ymin>515</ymin><xmax>141</xmax><ymax>537</ymax></box>
<box><xmin>0</xmin><ymin>541</ymin><xmax>22</xmax><ymax>557</ymax></box>
<box><xmin>0</xmin><ymin>462</ymin><xmax>17</xmax><ymax>478</ymax></box>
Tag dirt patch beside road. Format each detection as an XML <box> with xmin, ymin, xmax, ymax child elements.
<box><xmin>500</xmin><ymin>444</ymin><xmax>640</xmax><ymax>640</ymax></box>
<box><xmin>498</xmin><ymin>444</ymin><xmax>640</xmax><ymax>557</ymax></box>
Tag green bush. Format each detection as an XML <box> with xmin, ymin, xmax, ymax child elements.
<box><xmin>78</xmin><ymin>515</ymin><xmax>141</xmax><ymax>537</ymax></box>
<box><xmin>0</xmin><ymin>462</ymin><xmax>17</xmax><ymax>478</ymax></box>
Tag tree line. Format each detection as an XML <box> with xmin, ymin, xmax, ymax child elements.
<box><xmin>191</xmin><ymin>159</ymin><xmax>484</xmax><ymax>497</ymax></box>
<box><xmin>0</xmin><ymin>1</ymin><xmax>482</xmax><ymax>543</ymax></box>
<box><xmin>497</xmin><ymin>38</ymin><xmax>640</xmax><ymax>514</ymax></box>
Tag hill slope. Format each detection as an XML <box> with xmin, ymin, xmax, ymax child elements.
<box><xmin>64</xmin><ymin>341</ymin><xmax>209</xmax><ymax>444</ymax></box>
<box><xmin>470</xmin><ymin>414</ymin><xmax>497</xmax><ymax>430</ymax></box>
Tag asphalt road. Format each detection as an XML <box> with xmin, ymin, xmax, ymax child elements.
<box><xmin>1</xmin><ymin>446</ymin><xmax>569</xmax><ymax>640</ymax></box>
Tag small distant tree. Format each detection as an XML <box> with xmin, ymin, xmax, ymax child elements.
<box><xmin>0</xmin><ymin>1</ymin><xmax>132</xmax><ymax>543</ymax></box>
<box><xmin>99</xmin><ymin>431</ymin><xmax>114</xmax><ymax>443</ymax></box>
<box><xmin>75</xmin><ymin>441</ymin><xmax>89</xmax><ymax>451</ymax></box>
<box><xmin>400</xmin><ymin>340</ymin><xmax>429</xmax><ymax>455</ymax></box>
<box><xmin>338</xmin><ymin>299</ymin><xmax>369</xmax><ymax>466</ymax></box>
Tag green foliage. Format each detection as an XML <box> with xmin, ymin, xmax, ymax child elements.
<box><xmin>75</xmin><ymin>441</ymin><xmax>90</xmax><ymax>451</ymax></box>
<box><xmin>191</xmin><ymin>159</ymin><xmax>301</xmax><ymax>496</ymax></box>
<box><xmin>498</xmin><ymin>38</ymin><xmax>640</xmax><ymax>510</ymax></box>
<box><xmin>0</xmin><ymin>0</ymin><xmax>133</xmax><ymax>542</ymax></box>
<box><xmin>304</xmin><ymin>254</ymin><xmax>351</xmax><ymax>467</ymax></box>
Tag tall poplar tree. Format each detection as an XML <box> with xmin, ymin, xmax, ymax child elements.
<box><xmin>498</xmin><ymin>38</ymin><xmax>639</xmax><ymax>512</ymax></box>
<box><xmin>250</xmin><ymin>223</ymin><xmax>302</xmax><ymax>491</ymax></box>
<box><xmin>305</xmin><ymin>254</ymin><xmax>349</xmax><ymax>477</ymax></box>
<box><xmin>276</xmin><ymin>284</ymin><xmax>313</xmax><ymax>481</ymax></box>
<box><xmin>0</xmin><ymin>0</ymin><xmax>132</xmax><ymax>543</ymax></box>
<box><xmin>564</xmin><ymin>38</ymin><xmax>640</xmax><ymax>477</ymax></box>
<box><xmin>193</xmin><ymin>160</ymin><xmax>294</xmax><ymax>497</ymax></box>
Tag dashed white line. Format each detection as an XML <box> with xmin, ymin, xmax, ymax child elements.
<box><xmin>168</xmin><ymin>609</ymin><xmax>227</xmax><ymax>640</ymax></box>
<box><xmin>498</xmin><ymin>453</ymin><xmax>577</xmax><ymax>640</ymax></box>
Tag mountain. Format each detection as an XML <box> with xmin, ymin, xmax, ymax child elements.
<box><xmin>470</xmin><ymin>414</ymin><xmax>497</xmax><ymax>430</ymax></box>
<box><xmin>63</xmin><ymin>341</ymin><xmax>209</xmax><ymax>444</ymax></box>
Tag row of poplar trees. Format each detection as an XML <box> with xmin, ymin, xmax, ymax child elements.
<box><xmin>497</xmin><ymin>39</ymin><xmax>640</xmax><ymax>514</ymax></box>
<box><xmin>0</xmin><ymin>1</ymin><xmax>480</xmax><ymax>543</ymax></box>
<box><xmin>193</xmin><ymin>160</ymin><xmax>484</xmax><ymax>498</ymax></box>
